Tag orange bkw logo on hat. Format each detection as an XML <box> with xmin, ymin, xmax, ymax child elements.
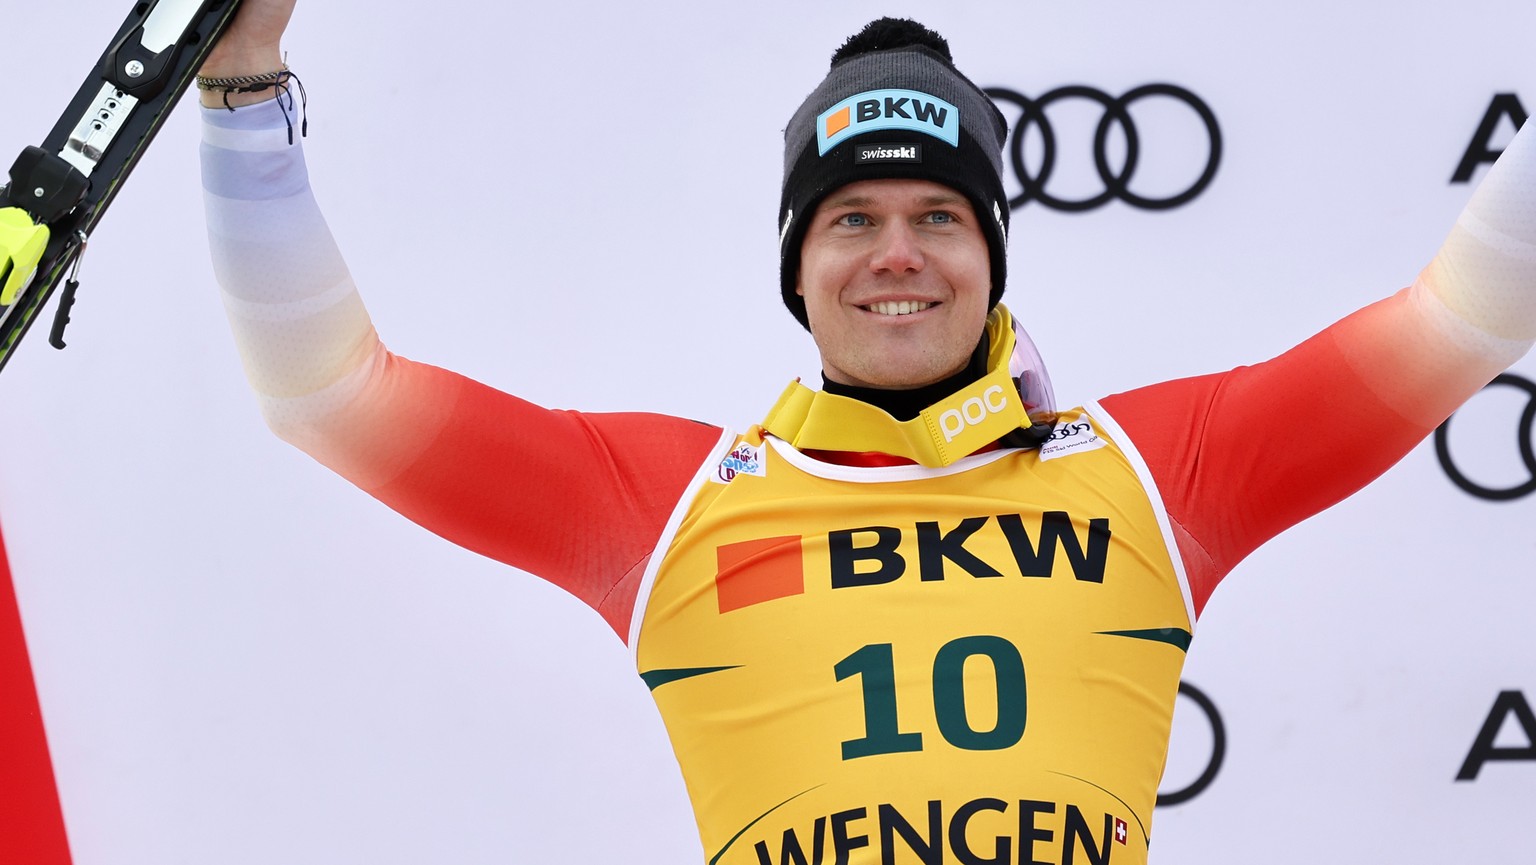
<box><xmin>825</xmin><ymin>106</ymin><xmax>852</xmax><ymax>139</ymax></box>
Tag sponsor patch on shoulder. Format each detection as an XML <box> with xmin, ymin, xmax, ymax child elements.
<box><xmin>712</xmin><ymin>441</ymin><xmax>768</xmax><ymax>484</ymax></box>
<box><xmin>1039</xmin><ymin>415</ymin><xmax>1107</xmax><ymax>462</ymax></box>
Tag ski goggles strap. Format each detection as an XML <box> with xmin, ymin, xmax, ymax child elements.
<box><xmin>762</xmin><ymin>305</ymin><xmax>1032</xmax><ymax>467</ymax></box>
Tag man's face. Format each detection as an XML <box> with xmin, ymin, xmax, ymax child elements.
<box><xmin>797</xmin><ymin>178</ymin><xmax>992</xmax><ymax>390</ymax></box>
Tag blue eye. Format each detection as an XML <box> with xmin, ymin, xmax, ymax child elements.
<box><xmin>927</xmin><ymin>211</ymin><xmax>954</xmax><ymax>224</ymax></box>
<box><xmin>841</xmin><ymin>213</ymin><xmax>870</xmax><ymax>227</ymax></box>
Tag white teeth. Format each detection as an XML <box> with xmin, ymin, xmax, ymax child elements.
<box><xmin>867</xmin><ymin>300</ymin><xmax>933</xmax><ymax>316</ymax></box>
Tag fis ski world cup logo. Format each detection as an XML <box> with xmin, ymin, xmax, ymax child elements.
<box><xmin>715</xmin><ymin>442</ymin><xmax>767</xmax><ymax>483</ymax></box>
<box><xmin>1040</xmin><ymin>416</ymin><xmax>1107</xmax><ymax>462</ymax></box>
<box><xmin>818</xmin><ymin>89</ymin><xmax>960</xmax><ymax>155</ymax></box>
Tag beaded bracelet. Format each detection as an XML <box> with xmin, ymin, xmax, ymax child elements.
<box><xmin>195</xmin><ymin>65</ymin><xmax>289</xmax><ymax>91</ymax></box>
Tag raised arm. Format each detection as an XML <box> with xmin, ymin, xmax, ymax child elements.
<box><xmin>197</xmin><ymin>1</ymin><xmax>727</xmax><ymax>638</ymax></box>
<box><xmin>1103</xmin><ymin>121</ymin><xmax>1536</xmax><ymax>613</ymax></box>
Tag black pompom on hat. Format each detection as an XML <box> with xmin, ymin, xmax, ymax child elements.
<box><xmin>779</xmin><ymin>18</ymin><xmax>1010</xmax><ymax>330</ymax></box>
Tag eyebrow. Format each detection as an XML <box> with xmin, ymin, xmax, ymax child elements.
<box><xmin>822</xmin><ymin>192</ymin><xmax>968</xmax><ymax>210</ymax></box>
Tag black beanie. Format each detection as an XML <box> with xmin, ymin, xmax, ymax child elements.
<box><xmin>779</xmin><ymin>19</ymin><xmax>1010</xmax><ymax>330</ymax></box>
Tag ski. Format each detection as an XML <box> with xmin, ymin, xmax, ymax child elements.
<box><xmin>0</xmin><ymin>0</ymin><xmax>245</xmax><ymax>375</ymax></box>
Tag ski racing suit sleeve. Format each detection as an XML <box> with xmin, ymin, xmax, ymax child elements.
<box><xmin>1102</xmin><ymin>121</ymin><xmax>1536</xmax><ymax>617</ymax></box>
<box><xmin>199</xmin><ymin>99</ymin><xmax>727</xmax><ymax>640</ymax></box>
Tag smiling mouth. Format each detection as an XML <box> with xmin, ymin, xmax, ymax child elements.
<box><xmin>863</xmin><ymin>300</ymin><xmax>935</xmax><ymax>316</ymax></box>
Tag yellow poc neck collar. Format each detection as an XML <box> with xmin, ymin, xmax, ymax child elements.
<box><xmin>762</xmin><ymin>305</ymin><xmax>1051</xmax><ymax>467</ymax></box>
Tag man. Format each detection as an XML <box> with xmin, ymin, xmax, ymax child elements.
<box><xmin>198</xmin><ymin>3</ymin><xmax>1535</xmax><ymax>863</ymax></box>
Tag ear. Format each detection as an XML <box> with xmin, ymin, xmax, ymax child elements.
<box><xmin>795</xmin><ymin>270</ymin><xmax>805</xmax><ymax>297</ymax></box>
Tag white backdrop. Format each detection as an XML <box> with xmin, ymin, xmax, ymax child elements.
<box><xmin>1</xmin><ymin>1</ymin><xmax>1532</xmax><ymax>862</ymax></box>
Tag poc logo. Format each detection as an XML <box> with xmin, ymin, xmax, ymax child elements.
<box><xmin>939</xmin><ymin>385</ymin><xmax>1009</xmax><ymax>443</ymax></box>
<box><xmin>818</xmin><ymin>88</ymin><xmax>960</xmax><ymax>154</ymax></box>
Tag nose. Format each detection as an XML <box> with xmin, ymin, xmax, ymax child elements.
<box><xmin>869</xmin><ymin>222</ymin><xmax>925</xmax><ymax>275</ymax></box>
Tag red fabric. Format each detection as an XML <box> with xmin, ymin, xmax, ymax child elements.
<box><xmin>362</xmin><ymin>367</ymin><xmax>726</xmax><ymax>640</ymax></box>
<box><xmin>365</xmin><ymin>292</ymin><xmax>1470</xmax><ymax>638</ymax></box>
<box><xmin>802</xmin><ymin>440</ymin><xmax>1003</xmax><ymax>467</ymax></box>
<box><xmin>0</xmin><ymin>519</ymin><xmax>73</xmax><ymax>864</ymax></box>
<box><xmin>1102</xmin><ymin>299</ymin><xmax>1439</xmax><ymax>616</ymax></box>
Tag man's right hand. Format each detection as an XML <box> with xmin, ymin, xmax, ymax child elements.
<box><xmin>198</xmin><ymin>0</ymin><xmax>298</xmax><ymax>108</ymax></box>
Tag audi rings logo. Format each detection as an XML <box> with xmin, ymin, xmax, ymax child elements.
<box><xmin>1435</xmin><ymin>373</ymin><xmax>1536</xmax><ymax>501</ymax></box>
<box><xmin>985</xmin><ymin>84</ymin><xmax>1223</xmax><ymax>213</ymax></box>
<box><xmin>1157</xmin><ymin>682</ymin><xmax>1226</xmax><ymax>807</ymax></box>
